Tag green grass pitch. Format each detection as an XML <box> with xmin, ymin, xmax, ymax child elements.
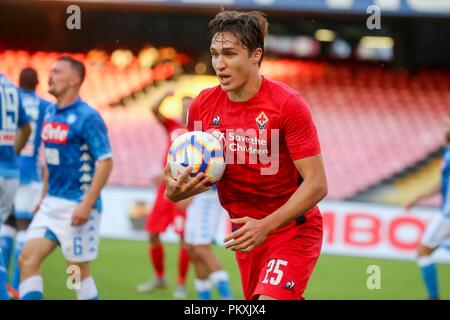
<box><xmin>35</xmin><ymin>238</ymin><xmax>450</xmax><ymax>300</ymax></box>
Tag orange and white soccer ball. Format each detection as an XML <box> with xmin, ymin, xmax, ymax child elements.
<box><xmin>167</xmin><ymin>131</ymin><xmax>226</xmax><ymax>185</ymax></box>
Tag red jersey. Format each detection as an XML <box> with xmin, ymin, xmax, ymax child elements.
<box><xmin>187</xmin><ymin>77</ymin><xmax>321</xmax><ymax>234</ymax></box>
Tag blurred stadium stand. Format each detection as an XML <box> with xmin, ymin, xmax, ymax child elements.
<box><xmin>261</xmin><ymin>59</ymin><xmax>449</xmax><ymax>201</ymax></box>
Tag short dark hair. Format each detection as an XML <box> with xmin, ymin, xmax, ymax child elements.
<box><xmin>57</xmin><ymin>55</ymin><xmax>86</xmax><ymax>85</ymax></box>
<box><xmin>19</xmin><ymin>67</ymin><xmax>39</xmax><ymax>91</ymax></box>
<box><xmin>208</xmin><ymin>10</ymin><xmax>269</xmax><ymax>65</ymax></box>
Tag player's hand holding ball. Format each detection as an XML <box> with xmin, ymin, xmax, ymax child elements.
<box><xmin>165</xmin><ymin>131</ymin><xmax>226</xmax><ymax>202</ymax></box>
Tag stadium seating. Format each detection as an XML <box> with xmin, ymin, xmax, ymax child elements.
<box><xmin>261</xmin><ymin>60</ymin><xmax>449</xmax><ymax>200</ymax></box>
<box><xmin>375</xmin><ymin>156</ymin><xmax>441</xmax><ymax>207</ymax></box>
<box><xmin>0</xmin><ymin>49</ymin><xmax>176</xmax><ymax>109</ymax></box>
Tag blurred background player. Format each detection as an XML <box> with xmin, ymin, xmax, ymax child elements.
<box><xmin>405</xmin><ymin>114</ymin><xmax>450</xmax><ymax>300</ymax></box>
<box><xmin>185</xmin><ymin>187</ymin><xmax>233</xmax><ymax>300</ymax></box>
<box><xmin>165</xmin><ymin>10</ymin><xmax>328</xmax><ymax>300</ymax></box>
<box><xmin>18</xmin><ymin>56</ymin><xmax>113</xmax><ymax>300</ymax></box>
<box><xmin>0</xmin><ymin>67</ymin><xmax>50</xmax><ymax>299</ymax></box>
<box><xmin>0</xmin><ymin>73</ymin><xmax>31</xmax><ymax>300</ymax></box>
<box><xmin>136</xmin><ymin>89</ymin><xmax>191</xmax><ymax>298</ymax></box>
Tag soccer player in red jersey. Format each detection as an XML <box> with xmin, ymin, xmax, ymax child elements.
<box><xmin>137</xmin><ymin>89</ymin><xmax>191</xmax><ymax>299</ymax></box>
<box><xmin>165</xmin><ymin>10</ymin><xmax>327</xmax><ymax>300</ymax></box>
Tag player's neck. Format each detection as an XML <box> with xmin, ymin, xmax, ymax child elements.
<box><xmin>57</xmin><ymin>91</ymin><xmax>79</xmax><ymax>109</ymax></box>
<box><xmin>227</xmin><ymin>73</ymin><xmax>263</xmax><ymax>103</ymax></box>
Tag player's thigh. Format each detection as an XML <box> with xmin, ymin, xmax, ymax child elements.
<box><xmin>21</xmin><ymin>237</ymin><xmax>57</xmax><ymax>267</ymax></box>
<box><xmin>421</xmin><ymin>215</ymin><xmax>450</xmax><ymax>250</ymax></box>
<box><xmin>188</xmin><ymin>244</ymin><xmax>212</xmax><ymax>261</ymax></box>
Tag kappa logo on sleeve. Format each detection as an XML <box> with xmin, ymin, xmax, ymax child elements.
<box><xmin>42</xmin><ymin>122</ymin><xmax>69</xmax><ymax>144</ymax></box>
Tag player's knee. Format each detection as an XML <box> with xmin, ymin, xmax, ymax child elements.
<box><xmin>188</xmin><ymin>245</ymin><xmax>198</xmax><ymax>260</ymax></box>
<box><xmin>189</xmin><ymin>245</ymin><xmax>209</xmax><ymax>263</ymax></box>
<box><xmin>19</xmin><ymin>251</ymin><xmax>39</xmax><ymax>274</ymax></box>
<box><xmin>150</xmin><ymin>233</ymin><xmax>161</xmax><ymax>245</ymax></box>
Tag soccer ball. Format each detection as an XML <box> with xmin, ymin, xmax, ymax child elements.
<box><xmin>167</xmin><ymin>131</ymin><xmax>226</xmax><ymax>185</ymax></box>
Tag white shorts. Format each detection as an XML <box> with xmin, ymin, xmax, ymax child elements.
<box><xmin>185</xmin><ymin>190</ymin><xmax>227</xmax><ymax>245</ymax></box>
<box><xmin>0</xmin><ymin>177</ymin><xmax>19</xmax><ymax>223</ymax></box>
<box><xmin>421</xmin><ymin>214</ymin><xmax>450</xmax><ymax>249</ymax></box>
<box><xmin>14</xmin><ymin>182</ymin><xmax>42</xmax><ymax>219</ymax></box>
<box><xmin>26</xmin><ymin>196</ymin><xmax>101</xmax><ymax>262</ymax></box>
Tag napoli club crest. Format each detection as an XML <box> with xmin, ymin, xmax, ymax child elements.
<box><xmin>256</xmin><ymin>111</ymin><xmax>268</xmax><ymax>129</ymax></box>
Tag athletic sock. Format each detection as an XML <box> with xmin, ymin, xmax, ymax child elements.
<box><xmin>418</xmin><ymin>256</ymin><xmax>439</xmax><ymax>299</ymax></box>
<box><xmin>19</xmin><ymin>275</ymin><xmax>44</xmax><ymax>300</ymax></box>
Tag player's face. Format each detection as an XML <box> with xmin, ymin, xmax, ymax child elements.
<box><xmin>48</xmin><ymin>60</ymin><xmax>79</xmax><ymax>97</ymax></box>
<box><xmin>210</xmin><ymin>32</ymin><xmax>261</xmax><ymax>94</ymax></box>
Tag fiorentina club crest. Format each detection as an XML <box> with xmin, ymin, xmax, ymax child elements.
<box><xmin>256</xmin><ymin>111</ymin><xmax>268</xmax><ymax>129</ymax></box>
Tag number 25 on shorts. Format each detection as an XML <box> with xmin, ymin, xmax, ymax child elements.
<box><xmin>262</xmin><ymin>259</ymin><xmax>288</xmax><ymax>286</ymax></box>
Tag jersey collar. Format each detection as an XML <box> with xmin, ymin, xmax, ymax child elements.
<box><xmin>56</xmin><ymin>97</ymin><xmax>82</xmax><ymax>113</ymax></box>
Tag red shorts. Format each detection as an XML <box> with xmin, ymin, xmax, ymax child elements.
<box><xmin>145</xmin><ymin>183</ymin><xmax>186</xmax><ymax>236</ymax></box>
<box><xmin>235</xmin><ymin>211</ymin><xmax>323</xmax><ymax>300</ymax></box>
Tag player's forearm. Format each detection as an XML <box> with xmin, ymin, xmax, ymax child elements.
<box><xmin>151</xmin><ymin>92</ymin><xmax>171</xmax><ymax>123</ymax></box>
<box><xmin>40</xmin><ymin>164</ymin><xmax>49</xmax><ymax>199</ymax></box>
<box><xmin>262</xmin><ymin>177</ymin><xmax>328</xmax><ymax>233</ymax></box>
<box><xmin>151</xmin><ymin>94</ymin><xmax>167</xmax><ymax>113</ymax></box>
<box><xmin>14</xmin><ymin>124</ymin><xmax>31</xmax><ymax>154</ymax></box>
<box><xmin>83</xmin><ymin>158</ymin><xmax>113</xmax><ymax>207</ymax></box>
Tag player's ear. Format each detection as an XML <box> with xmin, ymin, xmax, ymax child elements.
<box><xmin>70</xmin><ymin>72</ymin><xmax>82</xmax><ymax>88</ymax></box>
<box><xmin>252</xmin><ymin>48</ymin><xmax>263</xmax><ymax>66</ymax></box>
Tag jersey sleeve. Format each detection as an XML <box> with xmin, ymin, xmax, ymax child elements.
<box><xmin>81</xmin><ymin>111</ymin><xmax>112</xmax><ymax>161</ymax></box>
<box><xmin>187</xmin><ymin>96</ymin><xmax>201</xmax><ymax>132</ymax></box>
<box><xmin>281</xmin><ymin>93</ymin><xmax>321</xmax><ymax>161</ymax></box>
